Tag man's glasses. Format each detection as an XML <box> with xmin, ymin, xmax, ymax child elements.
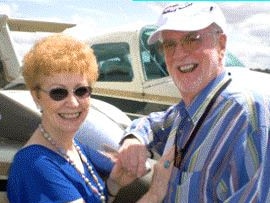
<box><xmin>38</xmin><ymin>86</ymin><xmax>92</xmax><ymax>101</ymax></box>
<box><xmin>159</xmin><ymin>31</ymin><xmax>220</xmax><ymax>55</ymax></box>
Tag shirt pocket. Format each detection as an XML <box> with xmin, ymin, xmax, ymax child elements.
<box><xmin>178</xmin><ymin>171</ymin><xmax>228</xmax><ymax>202</ymax></box>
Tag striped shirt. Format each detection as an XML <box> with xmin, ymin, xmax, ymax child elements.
<box><xmin>125</xmin><ymin>72</ymin><xmax>270</xmax><ymax>202</ymax></box>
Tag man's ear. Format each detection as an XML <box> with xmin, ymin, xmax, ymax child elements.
<box><xmin>218</xmin><ymin>34</ymin><xmax>227</xmax><ymax>61</ymax></box>
<box><xmin>219</xmin><ymin>33</ymin><xmax>227</xmax><ymax>51</ymax></box>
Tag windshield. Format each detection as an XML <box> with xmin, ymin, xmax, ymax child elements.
<box><xmin>140</xmin><ymin>25</ymin><xmax>169</xmax><ymax>80</ymax></box>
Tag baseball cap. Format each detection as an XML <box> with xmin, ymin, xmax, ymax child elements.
<box><xmin>148</xmin><ymin>2</ymin><xmax>227</xmax><ymax>45</ymax></box>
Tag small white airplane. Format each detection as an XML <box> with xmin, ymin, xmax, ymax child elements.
<box><xmin>4</xmin><ymin>17</ymin><xmax>270</xmax><ymax>120</ymax></box>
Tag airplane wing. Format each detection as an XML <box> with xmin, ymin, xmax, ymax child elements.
<box><xmin>7</xmin><ymin>18</ymin><xmax>76</xmax><ymax>32</ymax></box>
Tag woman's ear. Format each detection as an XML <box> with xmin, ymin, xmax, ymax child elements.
<box><xmin>31</xmin><ymin>90</ymin><xmax>42</xmax><ymax>112</ymax></box>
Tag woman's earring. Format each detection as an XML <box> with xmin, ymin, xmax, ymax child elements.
<box><xmin>36</xmin><ymin>104</ymin><xmax>43</xmax><ymax>113</ymax></box>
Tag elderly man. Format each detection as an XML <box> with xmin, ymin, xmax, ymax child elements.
<box><xmin>118</xmin><ymin>2</ymin><xmax>270</xmax><ymax>202</ymax></box>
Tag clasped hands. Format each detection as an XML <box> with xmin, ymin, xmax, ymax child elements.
<box><xmin>104</xmin><ymin>137</ymin><xmax>175</xmax><ymax>199</ymax></box>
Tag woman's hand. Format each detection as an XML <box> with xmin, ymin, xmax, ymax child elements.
<box><xmin>118</xmin><ymin>136</ymin><xmax>149</xmax><ymax>178</ymax></box>
<box><xmin>106</xmin><ymin>157</ymin><xmax>138</xmax><ymax>197</ymax></box>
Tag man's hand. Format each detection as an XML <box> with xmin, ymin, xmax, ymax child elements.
<box><xmin>136</xmin><ymin>146</ymin><xmax>175</xmax><ymax>203</ymax></box>
<box><xmin>118</xmin><ymin>136</ymin><xmax>149</xmax><ymax>178</ymax></box>
<box><xmin>147</xmin><ymin>146</ymin><xmax>175</xmax><ymax>201</ymax></box>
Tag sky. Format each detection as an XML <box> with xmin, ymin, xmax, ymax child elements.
<box><xmin>0</xmin><ymin>0</ymin><xmax>270</xmax><ymax>70</ymax></box>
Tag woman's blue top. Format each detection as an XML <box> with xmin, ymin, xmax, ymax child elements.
<box><xmin>7</xmin><ymin>140</ymin><xmax>113</xmax><ymax>203</ymax></box>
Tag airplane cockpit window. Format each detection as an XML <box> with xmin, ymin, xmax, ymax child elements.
<box><xmin>140</xmin><ymin>25</ymin><xmax>168</xmax><ymax>80</ymax></box>
<box><xmin>91</xmin><ymin>43</ymin><xmax>133</xmax><ymax>82</ymax></box>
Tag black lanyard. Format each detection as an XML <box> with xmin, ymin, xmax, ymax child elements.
<box><xmin>174</xmin><ymin>78</ymin><xmax>232</xmax><ymax>168</ymax></box>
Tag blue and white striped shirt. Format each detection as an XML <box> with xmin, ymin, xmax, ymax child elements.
<box><xmin>125</xmin><ymin>72</ymin><xmax>270</xmax><ymax>202</ymax></box>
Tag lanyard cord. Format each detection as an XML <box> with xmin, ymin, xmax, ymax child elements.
<box><xmin>174</xmin><ymin>78</ymin><xmax>232</xmax><ymax>168</ymax></box>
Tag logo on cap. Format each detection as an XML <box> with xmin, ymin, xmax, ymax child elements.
<box><xmin>162</xmin><ymin>3</ymin><xmax>192</xmax><ymax>15</ymax></box>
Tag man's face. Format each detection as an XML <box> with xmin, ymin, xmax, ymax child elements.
<box><xmin>161</xmin><ymin>26</ymin><xmax>226</xmax><ymax>104</ymax></box>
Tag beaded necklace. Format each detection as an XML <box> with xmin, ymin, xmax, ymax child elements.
<box><xmin>39</xmin><ymin>124</ymin><xmax>106</xmax><ymax>203</ymax></box>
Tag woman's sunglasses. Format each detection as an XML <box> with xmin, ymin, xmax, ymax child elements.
<box><xmin>38</xmin><ymin>86</ymin><xmax>92</xmax><ymax>101</ymax></box>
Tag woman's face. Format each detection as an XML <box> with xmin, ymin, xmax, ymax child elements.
<box><xmin>33</xmin><ymin>72</ymin><xmax>91</xmax><ymax>136</ymax></box>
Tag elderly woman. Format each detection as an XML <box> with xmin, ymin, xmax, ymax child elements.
<box><xmin>7</xmin><ymin>34</ymin><xmax>174</xmax><ymax>203</ymax></box>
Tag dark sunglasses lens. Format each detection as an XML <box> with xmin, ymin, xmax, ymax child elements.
<box><xmin>74</xmin><ymin>87</ymin><xmax>91</xmax><ymax>98</ymax></box>
<box><xmin>49</xmin><ymin>88</ymin><xmax>68</xmax><ymax>101</ymax></box>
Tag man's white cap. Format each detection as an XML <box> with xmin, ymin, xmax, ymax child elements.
<box><xmin>148</xmin><ymin>2</ymin><xmax>227</xmax><ymax>45</ymax></box>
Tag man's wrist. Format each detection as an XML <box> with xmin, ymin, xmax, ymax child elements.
<box><xmin>120</xmin><ymin>134</ymin><xmax>154</xmax><ymax>160</ymax></box>
<box><xmin>119</xmin><ymin>134</ymin><xmax>140</xmax><ymax>145</ymax></box>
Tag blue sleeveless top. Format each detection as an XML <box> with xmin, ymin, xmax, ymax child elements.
<box><xmin>7</xmin><ymin>140</ymin><xmax>113</xmax><ymax>203</ymax></box>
